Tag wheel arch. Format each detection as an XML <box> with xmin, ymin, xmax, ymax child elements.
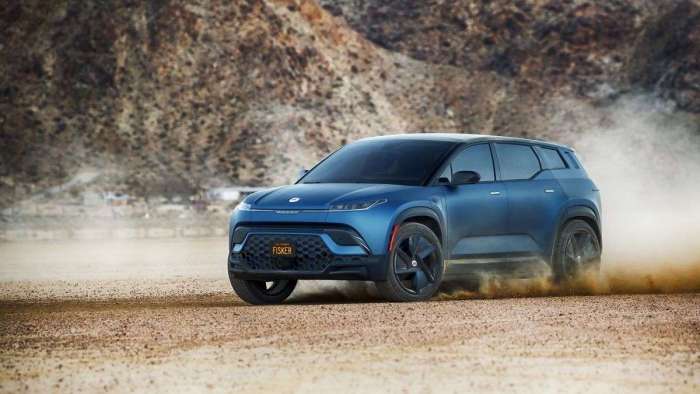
<box><xmin>558</xmin><ymin>205</ymin><xmax>602</xmax><ymax>250</ymax></box>
<box><xmin>393</xmin><ymin>207</ymin><xmax>445</xmax><ymax>247</ymax></box>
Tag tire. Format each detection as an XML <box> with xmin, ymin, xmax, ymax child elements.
<box><xmin>376</xmin><ymin>222</ymin><xmax>445</xmax><ymax>302</ymax></box>
<box><xmin>552</xmin><ymin>219</ymin><xmax>601</xmax><ymax>284</ymax></box>
<box><xmin>229</xmin><ymin>272</ymin><xmax>297</xmax><ymax>305</ymax></box>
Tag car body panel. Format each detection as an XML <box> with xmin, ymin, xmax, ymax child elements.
<box><xmin>444</xmin><ymin>182</ymin><xmax>508</xmax><ymax>258</ymax></box>
<box><xmin>502</xmin><ymin>173</ymin><xmax>568</xmax><ymax>256</ymax></box>
<box><xmin>251</xmin><ymin>183</ymin><xmax>409</xmax><ymax>210</ymax></box>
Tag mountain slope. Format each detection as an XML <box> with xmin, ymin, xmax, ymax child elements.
<box><xmin>1</xmin><ymin>0</ymin><xmax>698</xmax><ymax>206</ymax></box>
<box><xmin>320</xmin><ymin>0</ymin><xmax>700</xmax><ymax>111</ymax></box>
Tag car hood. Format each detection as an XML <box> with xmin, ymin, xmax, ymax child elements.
<box><xmin>249</xmin><ymin>183</ymin><xmax>408</xmax><ymax>210</ymax></box>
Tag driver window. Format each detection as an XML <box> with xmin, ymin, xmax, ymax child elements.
<box><xmin>451</xmin><ymin>144</ymin><xmax>495</xmax><ymax>182</ymax></box>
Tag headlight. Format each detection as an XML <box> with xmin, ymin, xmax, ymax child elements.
<box><xmin>234</xmin><ymin>201</ymin><xmax>252</xmax><ymax>211</ymax></box>
<box><xmin>329</xmin><ymin>199</ymin><xmax>387</xmax><ymax>211</ymax></box>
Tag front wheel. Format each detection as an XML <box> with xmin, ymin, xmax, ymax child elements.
<box><xmin>376</xmin><ymin>223</ymin><xmax>444</xmax><ymax>302</ymax></box>
<box><xmin>552</xmin><ymin>219</ymin><xmax>601</xmax><ymax>284</ymax></box>
<box><xmin>229</xmin><ymin>273</ymin><xmax>297</xmax><ymax>305</ymax></box>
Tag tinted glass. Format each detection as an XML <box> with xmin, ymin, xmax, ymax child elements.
<box><xmin>537</xmin><ymin>147</ymin><xmax>567</xmax><ymax>169</ymax></box>
<box><xmin>565</xmin><ymin>151</ymin><xmax>581</xmax><ymax>169</ymax></box>
<box><xmin>437</xmin><ymin>165</ymin><xmax>452</xmax><ymax>183</ymax></box>
<box><xmin>301</xmin><ymin>140</ymin><xmax>455</xmax><ymax>185</ymax></box>
<box><xmin>495</xmin><ymin>143</ymin><xmax>541</xmax><ymax>180</ymax></box>
<box><xmin>451</xmin><ymin>144</ymin><xmax>495</xmax><ymax>182</ymax></box>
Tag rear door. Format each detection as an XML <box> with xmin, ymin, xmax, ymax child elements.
<box><xmin>443</xmin><ymin>143</ymin><xmax>508</xmax><ymax>258</ymax></box>
<box><xmin>493</xmin><ymin>143</ymin><xmax>566</xmax><ymax>256</ymax></box>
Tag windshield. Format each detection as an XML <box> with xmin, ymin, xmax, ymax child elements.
<box><xmin>300</xmin><ymin>139</ymin><xmax>456</xmax><ymax>185</ymax></box>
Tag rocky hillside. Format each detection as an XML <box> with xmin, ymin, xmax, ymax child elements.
<box><xmin>1</xmin><ymin>0</ymin><xmax>699</xmax><ymax>206</ymax></box>
<box><xmin>320</xmin><ymin>0</ymin><xmax>700</xmax><ymax>111</ymax></box>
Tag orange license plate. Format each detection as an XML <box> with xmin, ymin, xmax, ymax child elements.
<box><xmin>271</xmin><ymin>243</ymin><xmax>295</xmax><ymax>257</ymax></box>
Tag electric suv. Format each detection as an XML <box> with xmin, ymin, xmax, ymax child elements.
<box><xmin>228</xmin><ymin>134</ymin><xmax>602</xmax><ymax>304</ymax></box>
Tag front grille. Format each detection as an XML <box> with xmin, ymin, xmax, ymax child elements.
<box><xmin>236</xmin><ymin>234</ymin><xmax>334</xmax><ymax>272</ymax></box>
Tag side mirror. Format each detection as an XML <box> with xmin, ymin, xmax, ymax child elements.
<box><xmin>452</xmin><ymin>170</ymin><xmax>481</xmax><ymax>185</ymax></box>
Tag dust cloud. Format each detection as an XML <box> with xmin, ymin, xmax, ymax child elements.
<box><xmin>573</xmin><ymin>95</ymin><xmax>700</xmax><ymax>294</ymax></box>
<box><xmin>440</xmin><ymin>95</ymin><xmax>700</xmax><ymax>300</ymax></box>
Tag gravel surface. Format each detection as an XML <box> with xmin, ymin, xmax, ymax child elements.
<box><xmin>1</xmin><ymin>294</ymin><xmax>698</xmax><ymax>393</ymax></box>
<box><xmin>0</xmin><ymin>239</ymin><xmax>698</xmax><ymax>393</ymax></box>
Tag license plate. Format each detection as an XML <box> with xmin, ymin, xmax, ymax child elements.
<box><xmin>271</xmin><ymin>243</ymin><xmax>295</xmax><ymax>257</ymax></box>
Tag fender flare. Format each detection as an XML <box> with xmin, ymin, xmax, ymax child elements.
<box><xmin>392</xmin><ymin>206</ymin><xmax>446</xmax><ymax>245</ymax></box>
<box><xmin>557</xmin><ymin>205</ymin><xmax>602</xmax><ymax>246</ymax></box>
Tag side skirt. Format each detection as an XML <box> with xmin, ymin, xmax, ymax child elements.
<box><xmin>443</xmin><ymin>256</ymin><xmax>552</xmax><ymax>280</ymax></box>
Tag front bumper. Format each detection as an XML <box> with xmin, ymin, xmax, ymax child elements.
<box><xmin>228</xmin><ymin>226</ymin><xmax>388</xmax><ymax>281</ymax></box>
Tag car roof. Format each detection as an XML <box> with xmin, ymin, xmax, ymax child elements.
<box><xmin>358</xmin><ymin>133</ymin><xmax>572</xmax><ymax>150</ymax></box>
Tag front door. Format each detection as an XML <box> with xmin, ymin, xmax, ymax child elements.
<box><xmin>444</xmin><ymin>144</ymin><xmax>508</xmax><ymax>259</ymax></box>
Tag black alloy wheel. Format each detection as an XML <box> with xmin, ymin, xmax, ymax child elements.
<box><xmin>553</xmin><ymin>219</ymin><xmax>601</xmax><ymax>283</ymax></box>
<box><xmin>377</xmin><ymin>223</ymin><xmax>444</xmax><ymax>302</ymax></box>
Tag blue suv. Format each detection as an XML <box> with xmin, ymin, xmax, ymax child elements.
<box><xmin>228</xmin><ymin>134</ymin><xmax>601</xmax><ymax>303</ymax></box>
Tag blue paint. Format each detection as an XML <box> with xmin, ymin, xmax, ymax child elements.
<box><xmin>228</xmin><ymin>134</ymin><xmax>601</xmax><ymax>281</ymax></box>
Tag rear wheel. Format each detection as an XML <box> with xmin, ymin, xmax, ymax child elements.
<box><xmin>376</xmin><ymin>223</ymin><xmax>444</xmax><ymax>302</ymax></box>
<box><xmin>553</xmin><ymin>219</ymin><xmax>601</xmax><ymax>284</ymax></box>
<box><xmin>229</xmin><ymin>272</ymin><xmax>297</xmax><ymax>305</ymax></box>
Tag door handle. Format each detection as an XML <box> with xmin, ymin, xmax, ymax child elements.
<box><xmin>489</xmin><ymin>191</ymin><xmax>501</xmax><ymax>195</ymax></box>
<box><xmin>544</xmin><ymin>189</ymin><xmax>555</xmax><ymax>193</ymax></box>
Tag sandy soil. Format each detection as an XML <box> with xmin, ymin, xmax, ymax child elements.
<box><xmin>0</xmin><ymin>239</ymin><xmax>698</xmax><ymax>393</ymax></box>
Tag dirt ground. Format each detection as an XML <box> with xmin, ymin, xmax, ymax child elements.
<box><xmin>0</xmin><ymin>238</ymin><xmax>698</xmax><ymax>393</ymax></box>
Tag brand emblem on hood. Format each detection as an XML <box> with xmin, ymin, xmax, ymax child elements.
<box><xmin>288</xmin><ymin>197</ymin><xmax>300</xmax><ymax>203</ymax></box>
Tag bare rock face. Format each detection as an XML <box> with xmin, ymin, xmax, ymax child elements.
<box><xmin>0</xmin><ymin>0</ymin><xmax>419</xmax><ymax>203</ymax></box>
<box><xmin>626</xmin><ymin>1</ymin><xmax>700</xmax><ymax>112</ymax></box>
<box><xmin>320</xmin><ymin>0</ymin><xmax>700</xmax><ymax>108</ymax></box>
<box><xmin>1</xmin><ymin>0</ymin><xmax>698</xmax><ymax>206</ymax></box>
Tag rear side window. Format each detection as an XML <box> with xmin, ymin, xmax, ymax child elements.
<box><xmin>451</xmin><ymin>144</ymin><xmax>495</xmax><ymax>182</ymax></box>
<box><xmin>494</xmin><ymin>143</ymin><xmax>541</xmax><ymax>180</ymax></box>
<box><xmin>564</xmin><ymin>151</ymin><xmax>582</xmax><ymax>169</ymax></box>
<box><xmin>537</xmin><ymin>146</ymin><xmax>567</xmax><ymax>169</ymax></box>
